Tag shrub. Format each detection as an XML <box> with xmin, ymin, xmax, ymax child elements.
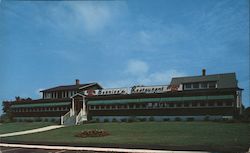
<box><xmin>128</xmin><ymin>116</ymin><xmax>136</xmax><ymax>123</ymax></box>
<box><xmin>44</xmin><ymin>118</ymin><xmax>48</xmax><ymax>122</ymax></box>
<box><xmin>26</xmin><ymin>119</ymin><xmax>33</xmax><ymax>122</ymax></box>
<box><xmin>112</xmin><ymin>118</ymin><xmax>118</xmax><ymax>122</ymax></box>
<box><xmin>175</xmin><ymin>117</ymin><xmax>181</xmax><ymax>121</ymax></box>
<box><xmin>95</xmin><ymin>118</ymin><xmax>100</xmax><ymax>123</ymax></box>
<box><xmin>88</xmin><ymin>120</ymin><xmax>96</xmax><ymax>123</ymax></box>
<box><xmin>163</xmin><ymin>118</ymin><xmax>170</xmax><ymax>121</ymax></box>
<box><xmin>204</xmin><ymin>116</ymin><xmax>210</xmax><ymax>121</ymax></box>
<box><xmin>186</xmin><ymin>117</ymin><xmax>194</xmax><ymax>121</ymax></box>
<box><xmin>18</xmin><ymin>119</ymin><xmax>23</xmax><ymax>122</ymax></box>
<box><xmin>104</xmin><ymin>118</ymin><xmax>109</xmax><ymax>122</ymax></box>
<box><xmin>149</xmin><ymin>116</ymin><xmax>155</xmax><ymax>122</ymax></box>
<box><xmin>51</xmin><ymin>118</ymin><xmax>56</xmax><ymax>122</ymax></box>
<box><xmin>120</xmin><ymin>118</ymin><xmax>127</xmax><ymax>122</ymax></box>
<box><xmin>35</xmin><ymin>118</ymin><xmax>42</xmax><ymax>122</ymax></box>
<box><xmin>138</xmin><ymin>118</ymin><xmax>147</xmax><ymax>122</ymax></box>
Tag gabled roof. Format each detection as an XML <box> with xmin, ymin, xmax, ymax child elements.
<box><xmin>170</xmin><ymin>73</ymin><xmax>238</xmax><ymax>89</ymax></box>
<box><xmin>40</xmin><ymin>82</ymin><xmax>102</xmax><ymax>92</ymax></box>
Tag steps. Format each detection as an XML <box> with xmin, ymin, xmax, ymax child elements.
<box><xmin>63</xmin><ymin>115</ymin><xmax>76</xmax><ymax>126</ymax></box>
<box><xmin>61</xmin><ymin>109</ymin><xmax>87</xmax><ymax>125</ymax></box>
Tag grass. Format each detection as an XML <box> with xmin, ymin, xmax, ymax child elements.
<box><xmin>0</xmin><ymin>122</ymin><xmax>55</xmax><ymax>134</ymax></box>
<box><xmin>1</xmin><ymin>122</ymin><xmax>250</xmax><ymax>151</ymax></box>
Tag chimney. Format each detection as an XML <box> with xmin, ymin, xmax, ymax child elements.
<box><xmin>76</xmin><ymin>79</ymin><xmax>80</xmax><ymax>85</ymax></box>
<box><xmin>202</xmin><ymin>69</ymin><xmax>206</xmax><ymax>76</ymax></box>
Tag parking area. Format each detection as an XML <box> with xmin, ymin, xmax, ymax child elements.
<box><xmin>0</xmin><ymin>147</ymin><xmax>99</xmax><ymax>153</ymax></box>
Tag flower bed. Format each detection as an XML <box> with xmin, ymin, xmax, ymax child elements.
<box><xmin>75</xmin><ymin>129</ymin><xmax>110</xmax><ymax>138</ymax></box>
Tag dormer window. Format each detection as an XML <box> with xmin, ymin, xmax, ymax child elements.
<box><xmin>208</xmin><ymin>82</ymin><xmax>216</xmax><ymax>88</ymax></box>
<box><xmin>185</xmin><ymin>83</ymin><xmax>192</xmax><ymax>89</ymax></box>
<box><xmin>193</xmin><ymin>83</ymin><xmax>199</xmax><ymax>89</ymax></box>
<box><xmin>201</xmin><ymin>82</ymin><xmax>208</xmax><ymax>88</ymax></box>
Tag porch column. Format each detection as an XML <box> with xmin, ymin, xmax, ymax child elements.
<box><xmin>82</xmin><ymin>96</ymin><xmax>86</xmax><ymax>115</ymax></box>
<box><xmin>72</xmin><ymin>98</ymin><xmax>75</xmax><ymax>116</ymax></box>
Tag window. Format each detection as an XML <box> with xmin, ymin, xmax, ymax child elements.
<box><xmin>226</xmin><ymin>102</ymin><xmax>232</xmax><ymax>106</ymax></box>
<box><xmin>200</xmin><ymin>103</ymin><xmax>206</xmax><ymax>107</ymax></box>
<box><xmin>208</xmin><ymin>102</ymin><xmax>214</xmax><ymax>106</ymax></box>
<box><xmin>208</xmin><ymin>82</ymin><xmax>216</xmax><ymax>88</ymax></box>
<box><xmin>193</xmin><ymin>83</ymin><xmax>199</xmax><ymax>89</ymax></box>
<box><xmin>136</xmin><ymin>104</ymin><xmax>140</xmax><ymax>108</ymax></box>
<box><xmin>184</xmin><ymin>103</ymin><xmax>189</xmax><ymax>107</ymax></box>
<box><xmin>177</xmin><ymin>103</ymin><xmax>182</xmax><ymax>107</ymax></box>
<box><xmin>148</xmin><ymin>103</ymin><xmax>152</xmax><ymax>107</ymax></box>
<box><xmin>185</xmin><ymin>83</ymin><xmax>192</xmax><ymax>89</ymax></box>
<box><xmin>192</xmin><ymin>102</ymin><xmax>197</xmax><ymax>107</ymax></box>
<box><xmin>217</xmin><ymin>102</ymin><xmax>223</xmax><ymax>106</ymax></box>
<box><xmin>200</xmin><ymin>82</ymin><xmax>208</xmax><ymax>88</ymax></box>
<box><xmin>169</xmin><ymin>103</ymin><xmax>174</xmax><ymax>107</ymax></box>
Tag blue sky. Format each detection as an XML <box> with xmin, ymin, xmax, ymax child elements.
<box><xmin>0</xmin><ymin>0</ymin><xmax>249</xmax><ymax>114</ymax></box>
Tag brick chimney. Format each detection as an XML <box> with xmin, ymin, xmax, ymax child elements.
<box><xmin>76</xmin><ymin>79</ymin><xmax>80</xmax><ymax>85</ymax></box>
<box><xmin>202</xmin><ymin>69</ymin><xmax>206</xmax><ymax>76</ymax></box>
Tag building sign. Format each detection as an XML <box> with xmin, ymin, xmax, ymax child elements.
<box><xmin>131</xmin><ymin>85</ymin><xmax>168</xmax><ymax>94</ymax></box>
<box><xmin>166</xmin><ymin>84</ymin><xmax>183</xmax><ymax>92</ymax></box>
<box><xmin>84</xmin><ymin>84</ymin><xmax>183</xmax><ymax>96</ymax></box>
<box><xmin>84</xmin><ymin>88</ymin><xmax>129</xmax><ymax>96</ymax></box>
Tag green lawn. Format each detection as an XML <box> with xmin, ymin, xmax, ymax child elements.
<box><xmin>0</xmin><ymin>122</ymin><xmax>55</xmax><ymax>134</ymax></box>
<box><xmin>2</xmin><ymin>122</ymin><xmax>250</xmax><ymax>151</ymax></box>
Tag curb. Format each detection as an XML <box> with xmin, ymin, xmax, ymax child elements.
<box><xmin>0</xmin><ymin>143</ymin><xmax>210</xmax><ymax>153</ymax></box>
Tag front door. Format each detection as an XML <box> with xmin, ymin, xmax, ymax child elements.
<box><xmin>74</xmin><ymin>96</ymin><xmax>83</xmax><ymax>114</ymax></box>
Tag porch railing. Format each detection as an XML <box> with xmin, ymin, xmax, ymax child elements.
<box><xmin>75</xmin><ymin>109</ymin><xmax>87</xmax><ymax>125</ymax></box>
<box><xmin>61</xmin><ymin>108</ymin><xmax>73</xmax><ymax>125</ymax></box>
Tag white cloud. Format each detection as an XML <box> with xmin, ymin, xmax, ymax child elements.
<box><xmin>144</xmin><ymin>70</ymin><xmax>186</xmax><ymax>85</ymax></box>
<box><xmin>36</xmin><ymin>88</ymin><xmax>44</xmax><ymax>98</ymax></box>
<box><xmin>126</xmin><ymin>59</ymin><xmax>149</xmax><ymax>76</ymax></box>
<box><xmin>104</xmin><ymin>60</ymin><xmax>186</xmax><ymax>87</ymax></box>
<box><xmin>69</xmin><ymin>2</ymin><xmax>113</xmax><ymax>33</ymax></box>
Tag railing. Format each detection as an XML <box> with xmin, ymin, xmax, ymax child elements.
<box><xmin>61</xmin><ymin>108</ymin><xmax>73</xmax><ymax>125</ymax></box>
<box><xmin>75</xmin><ymin>109</ymin><xmax>87</xmax><ymax>125</ymax></box>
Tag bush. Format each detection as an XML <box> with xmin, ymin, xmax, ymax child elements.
<box><xmin>44</xmin><ymin>118</ymin><xmax>49</xmax><ymax>122</ymax></box>
<box><xmin>51</xmin><ymin>118</ymin><xmax>56</xmax><ymax>122</ymax></box>
<box><xmin>204</xmin><ymin>116</ymin><xmax>210</xmax><ymax>121</ymax></box>
<box><xmin>120</xmin><ymin>118</ymin><xmax>127</xmax><ymax>122</ymax></box>
<box><xmin>163</xmin><ymin>118</ymin><xmax>170</xmax><ymax>121</ymax></box>
<box><xmin>186</xmin><ymin>117</ymin><xmax>194</xmax><ymax>121</ymax></box>
<box><xmin>138</xmin><ymin>118</ymin><xmax>147</xmax><ymax>122</ymax></box>
<box><xmin>112</xmin><ymin>118</ymin><xmax>118</xmax><ymax>122</ymax></box>
<box><xmin>35</xmin><ymin>118</ymin><xmax>42</xmax><ymax>122</ymax></box>
<box><xmin>104</xmin><ymin>118</ymin><xmax>109</xmax><ymax>122</ymax></box>
<box><xmin>149</xmin><ymin>116</ymin><xmax>155</xmax><ymax>122</ymax></box>
<box><xmin>95</xmin><ymin>118</ymin><xmax>100</xmax><ymax>123</ymax></box>
<box><xmin>18</xmin><ymin>119</ymin><xmax>23</xmax><ymax>122</ymax></box>
<box><xmin>128</xmin><ymin>116</ymin><xmax>136</xmax><ymax>123</ymax></box>
<box><xmin>175</xmin><ymin>117</ymin><xmax>181</xmax><ymax>121</ymax></box>
<box><xmin>88</xmin><ymin>120</ymin><xmax>97</xmax><ymax>123</ymax></box>
<box><xmin>25</xmin><ymin>119</ymin><xmax>33</xmax><ymax>122</ymax></box>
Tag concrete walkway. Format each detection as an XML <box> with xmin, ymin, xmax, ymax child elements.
<box><xmin>0</xmin><ymin>125</ymin><xmax>64</xmax><ymax>137</ymax></box>
<box><xmin>0</xmin><ymin>143</ymin><xmax>210</xmax><ymax>153</ymax></box>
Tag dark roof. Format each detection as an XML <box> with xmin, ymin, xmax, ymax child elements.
<box><xmin>170</xmin><ymin>73</ymin><xmax>238</xmax><ymax>89</ymax></box>
<box><xmin>11</xmin><ymin>98</ymin><xmax>71</xmax><ymax>105</ymax></box>
<box><xmin>40</xmin><ymin>83</ymin><xmax>101</xmax><ymax>92</ymax></box>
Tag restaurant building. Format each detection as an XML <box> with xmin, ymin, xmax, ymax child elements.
<box><xmin>6</xmin><ymin>70</ymin><xmax>243</xmax><ymax>124</ymax></box>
